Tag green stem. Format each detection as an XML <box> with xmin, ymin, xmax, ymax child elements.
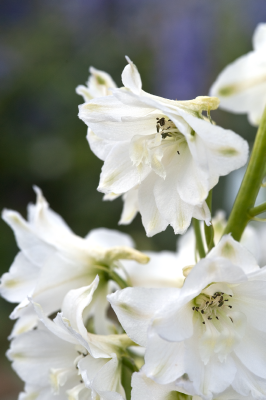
<box><xmin>95</xmin><ymin>265</ymin><xmax>128</xmax><ymax>289</ymax></box>
<box><xmin>204</xmin><ymin>190</ymin><xmax>215</xmax><ymax>252</ymax></box>
<box><xmin>121</xmin><ymin>356</ymin><xmax>139</xmax><ymax>373</ymax></box>
<box><xmin>109</xmin><ymin>270</ymin><xmax>128</xmax><ymax>289</ymax></box>
<box><xmin>249</xmin><ymin>201</ymin><xmax>266</xmax><ymax>217</ymax></box>
<box><xmin>223</xmin><ymin>107</ymin><xmax>266</xmax><ymax>240</ymax></box>
<box><xmin>193</xmin><ymin>218</ymin><xmax>206</xmax><ymax>259</ymax></box>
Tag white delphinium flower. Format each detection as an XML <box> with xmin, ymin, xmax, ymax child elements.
<box><xmin>0</xmin><ymin>187</ymin><xmax>149</xmax><ymax>338</ymax></box>
<box><xmin>78</xmin><ymin>57</ymin><xmax>248</xmax><ymax>236</ymax></box>
<box><xmin>210</xmin><ymin>23</ymin><xmax>266</xmax><ymax>126</ymax></box>
<box><xmin>8</xmin><ymin>276</ymin><xmax>133</xmax><ymax>400</ymax></box>
<box><xmin>108</xmin><ymin>235</ymin><xmax>266</xmax><ymax>400</ymax></box>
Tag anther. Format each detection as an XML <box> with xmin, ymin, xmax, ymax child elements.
<box><xmin>202</xmin><ymin>322</ymin><xmax>205</xmax><ymax>324</ymax></box>
<box><xmin>201</xmin><ymin>310</ymin><xmax>204</xmax><ymax>314</ymax></box>
<box><xmin>218</xmin><ymin>301</ymin><xmax>224</xmax><ymax>307</ymax></box>
<box><xmin>229</xmin><ymin>317</ymin><xmax>234</xmax><ymax>323</ymax></box>
<box><xmin>192</xmin><ymin>307</ymin><xmax>195</xmax><ymax>310</ymax></box>
<box><xmin>208</xmin><ymin>317</ymin><xmax>212</xmax><ymax>320</ymax></box>
<box><xmin>216</xmin><ymin>316</ymin><xmax>219</xmax><ymax>320</ymax></box>
<box><xmin>228</xmin><ymin>305</ymin><xmax>232</xmax><ymax>308</ymax></box>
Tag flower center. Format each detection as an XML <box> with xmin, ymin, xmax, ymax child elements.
<box><xmin>192</xmin><ymin>291</ymin><xmax>233</xmax><ymax>324</ymax></box>
<box><xmin>156</xmin><ymin>117</ymin><xmax>184</xmax><ymax>154</ymax></box>
<box><xmin>129</xmin><ymin>115</ymin><xmax>186</xmax><ymax>178</ymax></box>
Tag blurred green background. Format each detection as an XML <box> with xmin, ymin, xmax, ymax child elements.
<box><xmin>1</xmin><ymin>1</ymin><xmax>266</xmax><ymax>398</ymax></box>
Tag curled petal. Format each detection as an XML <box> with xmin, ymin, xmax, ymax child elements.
<box><xmin>122</xmin><ymin>56</ymin><xmax>142</xmax><ymax>95</ymax></box>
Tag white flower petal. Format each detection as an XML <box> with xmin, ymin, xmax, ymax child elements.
<box><xmin>232</xmin><ymin>356</ymin><xmax>266</xmax><ymax>399</ymax></box>
<box><xmin>122</xmin><ymin>56</ymin><xmax>142</xmax><ymax>95</ymax></box>
<box><xmin>10</xmin><ymin>297</ymin><xmax>32</xmax><ymax>320</ymax></box>
<box><xmin>154</xmin><ymin>168</ymin><xmax>197</xmax><ymax>234</ymax></box>
<box><xmin>208</xmin><ymin>235</ymin><xmax>259</xmax><ymax>273</ymax></box>
<box><xmin>2</xmin><ymin>209</ymin><xmax>55</xmax><ymax>268</ymax></box>
<box><xmin>253</xmin><ymin>23</ymin><xmax>266</xmax><ymax>51</ymax></box>
<box><xmin>78</xmin><ymin>354</ymin><xmax>108</xmax><ymax>387</ymax></box>
<box><xmin>98</xmin><ymin>142</ymin><xmax>150</xmax><ymax>194</ymax></box>
<box><xmin>29</xmin><ymin>186</ymin><xmax>73</xmax><ymax>234</ymax></box>
<box><xmin>86</xmin><ymin>128</ymin><xmax>116</xmax><ymax>161</ymax></box>
<box><xmin>182</xmin><ymin>330</ymin><xmax>237</xmax><ymax>399</ymax></box>
<box><xmin>183</xmin><ymin>258</ymin><xmax>247</xmax><ymax>300</ymax></box>
<box><xmin>122</xmin><ymin>250</ymin><xmax>185</xmax><ymax>289</ymax></box>
<box><xmin>107</xmin><ymin>287</ymin><xmax>179</xmax><ymax>346</ymax></box>
<box><xmin>67</xmin><ymin>383</ymin><xmax>87</xmax><ymax>400</ymax></box>
<box><xmin>234</xmin><ymin>325</ymin><xmax>266</xmax><ymax>378</ymax></box>
<box><xmin>193</xmin><ymin>202</ymin><xmax>211</xmax><ymax>226</ymax></box>
<box><xmin>9</xmin><ymin>308</ymin><xmax>39</xmax><ymax>338</ymax></box>
<box><xmin>138</xmin><ymin>173</ymin><xmax>168</xmax><ymax>237</ymax></box>
<box><xmin>30</xmin><ymin>251</ymin><xmax>95</xmax><ymax>317</ymax></box>
<box><xmin>76</xmin><ymin>84</ymin><xmax>93</xmax><ymax>102</ymax></box>
<box><xmin>143</xmin><ymin>330</ymin><xmax>186</xmax><ymax>384</ymax></box>
<box><xmin>93</xmin><ymin>283</ymin><xmax>113</xmax><ymax>335</ymax></box>
<box><xmin>119</xmin><ymin>187</ymin><xmax>139</xmax><ymax>225</ymax></box>
<box><xmin>76</xmin><ymin>66</ymin><xmax>117</xmax><ymax>102</ymax></box>
<box><xmin>0</xmin><ymin>252</ymin><xmax>38</xmax><ymax>303</ymax></box>
<box><xmin>152</xmin><ymin>302</ymin><xmax>194</xmax><ymax>342</ymax></box>
<box><xmin>232</xmin><ymin>281</ymin><xmax>266</xmax><ymax>332</ymax></box>
<box><xmin>85</xmin><ymin>227</ymin><xmax>135</xmax><ymax>249</ymax></box>
<box><xmin>61</xmin><ymin>277</ymin><xmax>99</xmax><ymax>342</ymax></box>
<box><xmin>213</xmin><ymin>311</ymin><xmax>247</xmax><ymax>363</ymax></box>
<box><xmin>131</xmin><ymin>371</ymin><xmax>188</xmax><ymax>400</ymax></box>
<box><xmin>90</xmin><ymin>355</ymin><xmax>125</xmax><ymax>399</ymax></box>
<box><xmin>210</xmin><ymin>49</ymin><xmax>266</xmax><ymax>126</ymax></box>
<box><xmin>202</xmin><ymin>356</ymin><xmax>237</xmax><ymax>398</ymax></box>
<box><xmin>178</xmin><ymin>110</ymin><xmax>249</xmax><ymax>185</ymax></box>
<box><xmin>19</xmin><ymin>385</ymin><xmax>71</xmax><ymax>400</ymax></box>
<box><xmin>173</xmin><ymin>143</ymin><xmax>209</xmax><ymax>205</ymax></box>
<box><xmin>7</xmin><ymin>327</ymin><xmax>77</xmax><ymax>387</ymax></box>
<box><xmin>31</xmin><ymin>300</ymin><xmax>78</xmax><ymax>345</ymax></box>
<box><xmin>79</xmin><ymin>96</ymin><xmax>153</xmax><ymax>141</ymax></box>
<box><xmin>50</xmin><ymin>367</ymin><xmax>75</xmax><ymax>394</ymax></box>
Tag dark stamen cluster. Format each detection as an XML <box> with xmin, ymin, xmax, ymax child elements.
<box><xmin>156</xmin><ymin>117</ymin><xmax>172</xmax><ymax>138</ymax></box>
<box><xmin>155</xmin><ymin>117</ymin><xmax>182</xmax><ymax>154</ymax></box>
<box><xmin>191</xmin><ymin>291</ymin><xmax>234</xmax><ymax>325</ymax></box>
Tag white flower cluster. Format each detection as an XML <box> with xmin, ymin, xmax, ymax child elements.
<box><xmin>2</xmin><ymin>22</ymin><xmax>266</xmax><ymax>400</ymax></box>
